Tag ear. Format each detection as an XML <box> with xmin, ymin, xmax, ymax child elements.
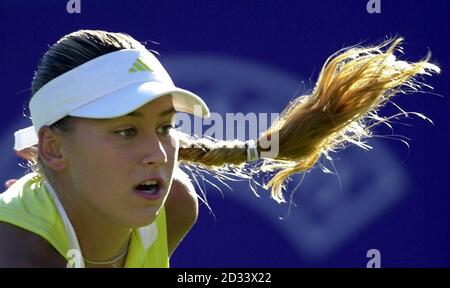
<box><xmin>38</xmin><ymin>126</ymin><xmax>67</xmax><ymax>171</ymax></box>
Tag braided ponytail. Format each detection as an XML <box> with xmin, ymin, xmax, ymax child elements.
<box><xmin>178</xmin><ymin>38</ymin><xmax>440</xmax><ymax>203</ymax></box>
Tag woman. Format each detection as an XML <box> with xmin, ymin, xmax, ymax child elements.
<box><xmin>0</xmin><ymin>30</ymin><xmax>439</xmax><ymax>267</ymax></box>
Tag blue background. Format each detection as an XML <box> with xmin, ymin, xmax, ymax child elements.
<box><xmin>0</xmin><ymin>0</ymin><xmax>449</xmax><ymax>267</ymax></box>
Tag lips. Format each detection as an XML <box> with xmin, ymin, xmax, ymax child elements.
<box><xmin>134</xmin><ymin>177</ymin><xmax>164</xmax><ymax>201</ymax></box>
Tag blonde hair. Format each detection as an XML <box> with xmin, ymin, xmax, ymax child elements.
<box><xmin>177</xmin><ymin>38</ymin><xmax>440</xmax><ymax>203</ymax></box>
<box><xmin>28</xmin><ymin>31</ymin><xmax>440</xmax><ymax>204</ymax></box>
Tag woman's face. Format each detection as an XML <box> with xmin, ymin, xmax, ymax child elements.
<box><xmin>60</xmin><ymin>95</ymin><xmax>179</xmax><ymax>228</ymax></box>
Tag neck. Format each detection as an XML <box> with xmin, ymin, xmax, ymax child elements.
<box><xmin>50</xmin><ymin>179</ymin><xmax>132</xmax><ymax>267</ymax></box>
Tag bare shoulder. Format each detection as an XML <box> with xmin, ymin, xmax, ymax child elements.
<box><xmin>0</xmin><ymin>221</ymin><xmax>67</xmax><ymax>268</ymax></box>
<box><xmin>165</xmin><ymin>168</ymin><xmax>199</xmax><ymax>256</ymax></box>
<box><xmin>167</xmin><ymin>168</ymin><xmax>198</xmax><ymax>222</ymax></box>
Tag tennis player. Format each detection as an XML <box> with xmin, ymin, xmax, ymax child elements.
<box><xmin>0</xmin><ymin>30</ymin><xmax>439</xmax><ymax>267</ymax></box>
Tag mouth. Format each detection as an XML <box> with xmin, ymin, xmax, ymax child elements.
<box><xmin>134</xmin><ymin>178</ymin><xmax>163</xmax><ymax>200</ymax></box>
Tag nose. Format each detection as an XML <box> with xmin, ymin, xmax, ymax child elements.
<box><xmin>140</xmin><ymin>134</ymin><xmax>168</xmax><ymax>166</ymax></box>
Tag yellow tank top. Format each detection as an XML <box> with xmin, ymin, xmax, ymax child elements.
<box><xmin>0</xmin><ymin>173</ymin><xmax>169</xmax><ymax>268</ymax></box>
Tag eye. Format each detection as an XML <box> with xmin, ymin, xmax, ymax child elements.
<box><xmin>157</xmin><ymin>124</ymin><xmax>177</xmax><ymax>136</ymax></box>
<box><xmin>114</xmin><ymin>128</ymin><xmax>137</xmax><ymax>138</ymax></box>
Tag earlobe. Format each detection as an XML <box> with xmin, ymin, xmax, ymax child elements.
<box><xmin>38</xmin><ymin>127</ymin><xmax>66</xmax><ymax>171</ymax></box>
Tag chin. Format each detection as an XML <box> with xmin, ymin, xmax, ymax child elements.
<box><xmin>126</xmin><ymin>205</ymin><xmax>163</xmax><ymax>228</ymax></box>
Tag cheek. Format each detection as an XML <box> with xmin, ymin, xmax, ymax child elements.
<box><xmin>167</xmin><ymin>131</ymin><xmax>180</xmax><ymax>161</ymax></box>
<box><xmin>65</xmin><ymin>138</ymin><xmax>132</xmax><ymax>186</ymax></box>
<box><xmin>162</xmin><ymin>137</ymin><xmax>179</xmax><ymax>178</ymax></box>
<box><xmin>165</xmin><ymin>133</ymin><xmax>179</xmax><ymax>162</ymax></box>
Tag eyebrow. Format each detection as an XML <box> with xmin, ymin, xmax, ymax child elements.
<box><xmin>125</xmin><ymin>107</ymin><xmax>177</xmax><ymax>118</ymax></box>
<box><xmin>158</xmin><ymin>107</ymin><xmax>177</xmax><ymax>117</ymax></box>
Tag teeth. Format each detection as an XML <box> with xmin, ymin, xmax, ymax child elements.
<box><xmin>136</xmin><ymin>180</ymin><xmax>159</xmax><ymax>195</ymax></box>
<box><xmin>142</xmin><ymin>180</ymin><xmax>157</xmax><ymax>185</ymax></box>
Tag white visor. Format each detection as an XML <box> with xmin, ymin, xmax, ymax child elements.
<box><xmin>14</xmin><ymin>48</ymin><xmax>210</xmax><ymax>151</ymax></box>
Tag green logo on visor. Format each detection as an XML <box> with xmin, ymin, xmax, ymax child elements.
<box><xmin>129</xmin><ymin>57</ymin><xmax>153</xmax><ymax>73</ymax></box>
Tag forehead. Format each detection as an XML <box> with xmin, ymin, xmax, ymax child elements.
<box><xmin>130</xmin><ymin>94</ymin><xmax>176</xmax><ymax>116</ymax></box>
<box><xmin>124</xmin><ymin>94</ymin><xmax>177</xmax><ymax>118</ymax></box>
